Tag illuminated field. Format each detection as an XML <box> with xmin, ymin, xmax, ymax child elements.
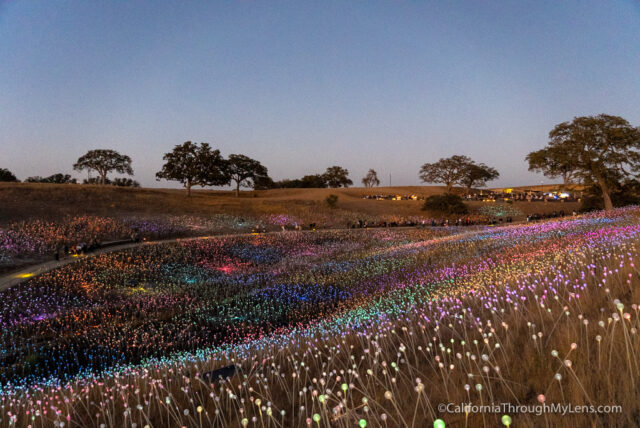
<box><xmin>1</xmin><ymin>208</ymin><xmax>639</xmax><ymax>427</ymax></box>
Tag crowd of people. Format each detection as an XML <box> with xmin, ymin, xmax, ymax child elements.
<box><xmin>526</xmin><ymin>210</ymin><xmax>575</xmax><ymax>222</ymax></box>
<box><xmin>359</xmin><ymin>191</ymin><xmax>580</xmax><ymax>203</ymax></box>
<box><xmin>464</xmin><ymin>191</ymin><xmax>579</xmax><ymax>202</ymax></box>
<box><xmin>361</xmin><ymin>194</ymin><xmax>424</xmax><ymax>200</ymax></box>
<box><xmin>347</xmin><ymin>216</ymin><xmax>514</xmax><ymax>229</ymax></box>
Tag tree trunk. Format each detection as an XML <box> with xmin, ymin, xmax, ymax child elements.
<box><xmin>186</xmin><ymin>182</ymin><xmax>191</xmax><ymax>197</ymax></box>
<box><xmin>446</xmin><ymin>183</ymin><xmax>453</xmax><ymax>194</ymax></box>
<box><xmin>235</xmin><ymin>181</ymin><xmax>240</xmax><ymax>197</ymax></box>
<box><xmin>100</xmin><ymin>172</ymin><xmax>106</xmax><ymax>186</ymax></box>
<box><xmin>601</xmin><ymin>187</ymin><xmax>613</xmax><ymax>211</ymax></box>
<box><xmin>595</xmin><ymin>175</ymin><xmax>613</xmax><ymax>211</ymax></box>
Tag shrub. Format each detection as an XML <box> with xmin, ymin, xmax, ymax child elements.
<box><xmin>422</xmin><ymin>193</ymin><xmax>468</xmax><ymax>215</ymax></box>
<box><xmin>0</xmin><ymin>168</ymin><xmax>18</xmax><ymax>182</ymax></box>
<box><xmin>326</xmin><ymin>194</ymin><xmax>339</xmax><ymax>209</ymax></box>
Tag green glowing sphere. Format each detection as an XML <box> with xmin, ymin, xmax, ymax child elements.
<box><xmin>433</xmin><ymin>419</ymin><xmax>446</xmax><ymax>428</ymax></box>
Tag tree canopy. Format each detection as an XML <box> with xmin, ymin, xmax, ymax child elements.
<box><xmin>271</xmin><ymin>174</ymin><xmax>328</xmax><ymax>189</ymax></box>
<box><xmin>0</xmin><ymin>168</ymin><xmax>18</xmax><ymax>182</ymax></box>
<box><xmin>301</xmin><ymin>174</ymin><xmax>328</xmax><ymax>188</ymax></box>
<box><xmin>362</xmin><ymin>169</ymin><xmax>380</xmax><ymax>188</ymax></box>
<box><xmin>227</xmin><ymin>154</ymin><xmax>269</xmax><ymax>197</ymax></box>
<box><xmin>323</xmin><ymin>166</ymin><xmax>352</xmax><ymax>188</ymax></box>
<box><xmin>527</xmin><ymin>114</ymin><xmax>640</xmax><ymax>211</ymax></box>
<box><xmin>252</xmin><ymin>175</ymin><xmax>275</xmax><ymax>190</ymax></box>
<box><xmin>25</xmin><ymin>173</ymin><xmax>76</xmax><ymax>184</ymax></box>
<box><xmin>526</xmin><ymin>146</ymin><xmax>578</xmax><ymax>190</ymax></box>
<box><xmin>422</xmin><ymin>193</ymin><xmax>468</xmax><ymax>215</ymax></box>
<box><xmin>73</xmin><ymin>149</ymin><xmax>133</xmax><ymax>185</ymax></box>
<box><xmin>460</xmin><ymin>163</ymin><xmax>499</xmax><ymax>193</ymax></box>
<box><xmin>420</xmin><ymin>155</ymin><xmax>498</xmax><ymax>193</ymax></box>
<box><xmin>419</xmin><ymin>155</ymin><xmax>471</xmax><ymax>193</ymax></box>
<box><xmin>156</xmin><ymin>142</ymin><xmax>229</xmax><ymax>196</ymax></box>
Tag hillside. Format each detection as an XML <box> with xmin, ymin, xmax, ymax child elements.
<box><xmin>0</xmin><ymin>183</ymin><xmax>579</xmax><ymax>224</ymax></box>
<box><xmin>1</xmin><ymin>207</ymin><xmax>639</xmax><ymax>427</ymax></box>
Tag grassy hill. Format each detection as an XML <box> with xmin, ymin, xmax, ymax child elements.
<box><xmin>0</xmin><ymin>183</ymin><xmax>580</xmax><ymax>224</ymax></box>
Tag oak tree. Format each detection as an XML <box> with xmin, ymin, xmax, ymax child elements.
<box><xmin>227</xmin><ymin>154</ymin><xmax>269</xmax><ymax>197</ymax></box>
<box><xmin>156</xmin><ymin>142</ymin><xmax>229</xmax><ymax>196</ymax></box>
<box><xmin>528</xmin><ymin>114</ymin><xmax>640</xmax><ymax>210</ymax></box>
<box><xmin>73</xmin><ymin>149</ymin><xmax>133</xmax><ymax>185</ymax></box>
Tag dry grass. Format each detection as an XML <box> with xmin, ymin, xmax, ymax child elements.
<box><xmin>0</xmin><ymin>183</ymin><xmax>579</xmax><ymax>225</ymax></box>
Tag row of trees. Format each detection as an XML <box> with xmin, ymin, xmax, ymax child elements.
<box><xmin>154</xmin><ymin>142</ymin><xmax>269</xmax><ymax>196</ymax></box>
<box><xmin>0</xmin><ymin>150</ymin><xmax>140</xmax><ymax>187</ymax></box>
<box><xmin>264</xmin><ymin>166</ymin><xmax>353</xmax><ymax>189</ymax></box>
<box><xmin>417</xmin><ymin>115</ymin><xmax>640</xmax><ymax>212</ymax></box>
<box><xmin>0</xmin><ymin>144</ymin><xmax>354</xmax><ymax>195</ymax></box>
<box><xmin>4</xmin><ymin>114</ymin><xmax>638</xmax><ymax>209</ymax></box>
<box><xmin>0</xmin><ymin>170</ymin><xmax>140</xmax><ymax>187</ymax></box>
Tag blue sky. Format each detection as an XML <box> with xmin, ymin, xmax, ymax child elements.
<box><xmin>1</xmin><ymin>1</ymin><xmax>639</xmax><ymax>188</ymax></box>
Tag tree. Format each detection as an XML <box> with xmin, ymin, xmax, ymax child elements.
<box><xmin>253</xmin><ymin>175</ymin><xmax>275</xmax><ymax>190</ymax></box>
<box><xmin>273</xmin><ymin>178</ymin><xmax>302</xmax><ymax>188</ymax></box>
<box><xmin>156</xmin><ymin>142</ymin><xmax>229</xmax><ymax>196</ymax></box>
<box><xmin>0</xmin><ymin>168</ymin><xmax>18</xmax><ymax>182</ymax></box>
<box><xmin>227</xmin><ymin>154</ymin><xmax>269</xmax><ymax>197</ymax></box>
<box><xmin>419</xmin><ymin>155</ymin><xmax>473</xmax><ymax>193</ymax></box>
<box><xmin>300</xmin><ymin>174</ymin><xmax>328</xmax><ymax>188</ymax></box>
<box><xmin>73</xmin><ymin>149</ymin><xmax>133</xmax><ymax>185</ymax></box>
<box><xmin>323</xmin><ymin>166</ymin><xmax>352</xmax><ymax>188</ymax></box>
<box><xmin>271</xmin><ymin>175</ymin><xmax>327</xmax><ymax>188</ymax></box>
<box><xmin>362</xmin><ymin>169</ymin><xmax>380</xmax><ymax>188</ymax></box>
<box><xmin>527</xmin><ymin>114</ymin><xmax>640</xmax><ymax>211</ymax></box>
<box><xmin>25</xmin><ymin>173</ymin><xmax>76</xmax><ymax>184</ymax></box>
<box><xmin>422</xmin><ymin>193</ymin><xmax>468</xmax><ymax>215</ymax></box>
<box><xmin>461</xmin><ymin>163</ymin><xmax>499</xmax><ymax>194</ymax></box>
<box><xmin>326</xmin><ymin>194</ymin><xmax>339</xmax><ymax>208</ymax></box>
<box><xmin>84</xmin><ymin>177</ymin><xmax>109</xmax><ymax>185</ymax></box>
<box><xmin>113</xmin><ymin>177</ymin><xmax>140</xmax><ymax>187</ymax></box>
<box><xmin>580</xmin><ymin>178</ymin><xmax>640</xmax><ymax>212</ymax></box>
<box><xmin>526</xmin><ymin>146</ymin><xmax>578</xmax><ymax>190</ymax></box>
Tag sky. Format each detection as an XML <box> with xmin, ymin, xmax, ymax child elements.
<box><xmin>1</xmin><ymin>1</ymin><xmax>639</xmax><ymax>188</ymax></box>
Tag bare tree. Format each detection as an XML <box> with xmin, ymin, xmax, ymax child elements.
<box><xmin>362</xmin><ymin>169</ymin><xmax>380</xmax><ymax>188</ymax></box>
